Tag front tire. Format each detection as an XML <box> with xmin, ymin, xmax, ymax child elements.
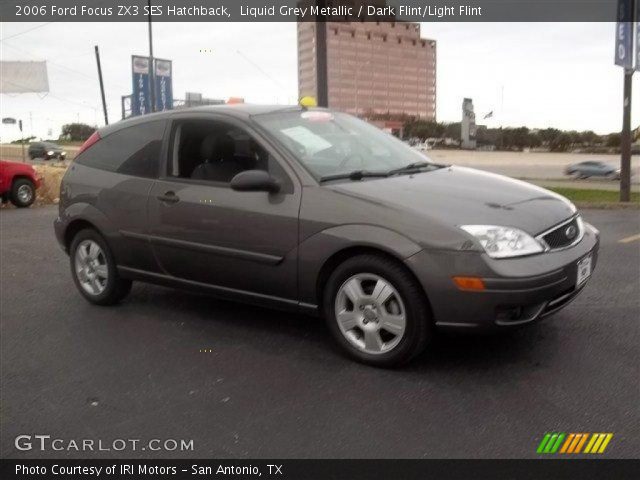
<box><xmin>10</xmin><ymin>178</ymin><xmax>35</xmax><ymax>208</ymax></box>
<box><xmin>323</xmin><ymin>254</ymin><xmax>432</xmax><ymax>367</ymax></box>
<box><xmin>70</xmin><ymin>229</ymin><xmax>132</xmax><ymax>305</ymax></box>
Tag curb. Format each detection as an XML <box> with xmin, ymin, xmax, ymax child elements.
<box><xmin>574</xmin><ymin>201</ymin><xmax>640</xmax><ymax>210</ymax></box>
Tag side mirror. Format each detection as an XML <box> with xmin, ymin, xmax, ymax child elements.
<box><xmin>230</xmin><ymin>170</ymin><xmax>280</xmax><ymax>193</ymax></box>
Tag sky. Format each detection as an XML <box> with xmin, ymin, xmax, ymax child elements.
<box><xmin>0</xmin><ymin>21</ymin><xmax>638</xmax><ymax>142</ymax></box>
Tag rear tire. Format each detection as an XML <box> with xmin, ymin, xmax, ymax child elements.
<box><xmin>10</xmin><ymin>178</ymin><xmax>35</xmax><ymax>208</ymax></box>
<box><xmin>69</xmin><ymin>229</ymin><xmax>132</xmax><ymax>305</ymax></box>
<box><xmin>323</xmin><ymin>254</ymin><xmax>432</xmax><ymax>367</ymax></box>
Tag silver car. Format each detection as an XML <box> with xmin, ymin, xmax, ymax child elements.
<box><xmin>565</xmin><ymin>160</ymin><xmax>620</xmax><ymax>180</ymax></box>
<box><xmin>55</xmin><ymin>105</ymin><xmax>599</xmax><ymax>367</ymax></box>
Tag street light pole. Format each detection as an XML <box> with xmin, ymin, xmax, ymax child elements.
<box><xmin>148</xmin><ymin>0</ymin><xmax>156</xmax><ymax>113</ymax></box>
<box><xmin>620</xmin><ymin>68</ymin><xmax>633</xmax><ymax>202</ymax></box>
<box><xmin>94</xmin><ymin>45</ymin><xmax>109</xmax><ymax>125</ymax></box>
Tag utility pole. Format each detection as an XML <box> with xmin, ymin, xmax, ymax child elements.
<box><xmin>615</xmin><ymin>0</ymin><xmax>636</xmax><ymax>202</ymax></box>
<box><xmin>94</xmin><ymin>45</ymin><xmax>109</xmax><ymax>125</ymax></box>
<box><xmin>148</xmin><ymin>0</ymin><xmax>156</xmax><ymax>113</ymax></box>
<box><xmin>19</xmin><ymin>119</ymin><xmax>25</xmax><ymax>163</ymax></box>
<box><xmin>620</xmin><ymin>68</ymin><xmax>633</xmax><ymax>202</ymax></box>
<box><xmin>315</xmin><ymin>0</ymin><xmax>328</xmax><ymax>107</ymax></box>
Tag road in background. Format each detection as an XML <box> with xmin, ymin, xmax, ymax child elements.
<box><xmin>2</xmin><ymin>143</ymin><xmax>638</xmax><ymax>188</ymax></box>
<box><xmin>1</xmin><ymin>206</ymin><xmax>638</xmax><ymax>459</ymax></box>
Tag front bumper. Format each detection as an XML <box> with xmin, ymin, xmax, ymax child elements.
<box><xmin>406</xmin><ymin>223</ymin><xmax>600</xmax><ymax>330</ymax></box>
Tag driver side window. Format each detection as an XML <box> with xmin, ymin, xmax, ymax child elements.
<box><xmin>169</xmin><ymin>119</ymin><xmax>291</xmax><ymax>191</ymax></box>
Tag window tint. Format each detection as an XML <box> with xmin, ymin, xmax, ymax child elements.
<box><xmin>76</xmin><ymin>120</ymin><xmax>165</xmax><ymax>178</ymax></box>
<box><xmin>169</xmin><ymin>120</ymin><xmax>292</xmax><ymax>190</ymax></box>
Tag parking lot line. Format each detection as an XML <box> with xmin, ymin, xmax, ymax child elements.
<box><xmin>618</xmin><ymin>233</ymin><xmax>640</xmax><ymax>244</ymax></box>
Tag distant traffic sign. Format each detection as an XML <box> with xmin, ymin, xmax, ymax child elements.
<box><xmin>636</xmin><ymin>0</ymin><xmax>640</xmax><ymax>70</ymax></box>
<box><xmin>615</xmin><ymin>0</ymin><xmax>634</xmax><ymax>68</ymax></box>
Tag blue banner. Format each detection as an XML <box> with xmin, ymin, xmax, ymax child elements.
<box><xmin>154</xmin><ymin>58</ymin><xmax>174</xmax><ymax>112</ymax></box>
<box><xmin>636</xmin><ymin>0</ymin><xmax>640</xmax><ymax>71</ymax></box>
<box><xmin>131</xmin><ymin>55</ymin><xmax>151</xmax><ymax>116</ymax></box>
<box><xmin>615</xmin><ymin>0</ymin><xmax>634</xmax><ymax>68</ymax></box>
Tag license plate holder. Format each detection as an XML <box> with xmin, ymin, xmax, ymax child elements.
<box><xmin>576</xmin><ymin>254</ymin><xmax>592</xmax><ymax>286</ymax></box>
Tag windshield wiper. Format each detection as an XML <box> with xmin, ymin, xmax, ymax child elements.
<box><xmin>319</xmin><ymin>170</ymin><xmax>390</xmax><ymax>183</ymax></box>
<box><xmin>387</xmin><ymin>161</ymin><xmax>447</xmax><ymax>176</ymax></box>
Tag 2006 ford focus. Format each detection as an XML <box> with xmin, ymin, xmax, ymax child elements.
<box><xmin>55</xmin><ymin>105</ymin><xmax>599</xmax><ymax>367</ymax></box>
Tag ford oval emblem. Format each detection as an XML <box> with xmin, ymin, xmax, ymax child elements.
<box><xmin>565</xmin><ymin>225</ymin><xmax>577</xmax><ymax>240</ymax></box>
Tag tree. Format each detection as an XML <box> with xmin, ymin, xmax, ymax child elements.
<box><xmin>60</xmin><ymin>123</ymin><xmax>96</xmax><ymax>142</ymax></box>
<box><xmin>606</xmin><ymin>133</ymin><xmax>621</xmax><ymax>148</ymax></box>
<box><xmin>537</xmin><ymin>128</ymin><xmax>561</xmax><ymax>146</ymax></box>
<box><xmin>404</xmin><ymin>120</ymin><xmax>446</xmax><ymax>140</ymax></box>
<box><xmin>550</xmin><ymin>132</ymin><xmax>574</xmax><ymax>152</ymax></box>
<box><xmin>579</xmin><ymin>130</ymin><xmax>600</xmax><ymax>145</ymax></box>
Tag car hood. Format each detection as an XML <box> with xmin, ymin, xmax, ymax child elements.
<box><xmin>328</xmin><ymin>166</ymin><xmax>576</xmax><ymax>236</ymax></box>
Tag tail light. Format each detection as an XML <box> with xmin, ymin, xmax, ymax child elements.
<box><xmin>77</xmin><ymin>131</ymin><xmax>101</xmax><ymax>156</ymax></box>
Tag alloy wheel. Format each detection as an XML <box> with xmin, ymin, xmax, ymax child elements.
<box><xmin>334</xmin><ymin>273</ymin><xmax>407</xmax><ymax>355</ymax></box>
<box><xmin>74</xmin><ymin>240</ymin><xmax>109</xmax><ymax>296</ymax></box>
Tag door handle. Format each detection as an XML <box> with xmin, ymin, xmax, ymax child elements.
<box><xmin>157</xmin><ymin>191</ymin><xmax>180</xmax><ymax>204</ymax></box>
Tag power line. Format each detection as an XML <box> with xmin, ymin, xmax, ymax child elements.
<box><xmin>236</xmin><ymin>49</ymin><xmax>287</xmax><ymax>91</ymax></box>
<box><xmin>0</xmin><ymin>23</ymin><xmax>52</xmax><ymax>42</ymax></box>
<box><xmin>1</xmin><ymin>41</ymin><xmax>131</xmax><ymax>91</ymax></box>
<box><xmin>2</xmin><ymin>79</ymin><xmax>102</xmax><ymax>111</ymax></box>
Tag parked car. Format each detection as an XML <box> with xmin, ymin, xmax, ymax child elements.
<box><xmin>0</xmin><ymin>160</ymin><xmax>41</xmax><ymax>208</ymax></box>
<box><xmin>54</xmin><ymin>105</ymin><xmax>599</xmax><ymax>367</ymax></box>
<box><xmin>28</xmin><ymin>142</ymin><xmax>67</xmax><ymax>161</ymax></box>
<box><xmin>565</xmin><ymin>160</ymin><xmax>620</xmax><ymax>180</ymax></box>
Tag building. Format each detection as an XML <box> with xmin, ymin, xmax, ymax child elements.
<box><xmin>297</xmin><ymin>8</ymin><xmax>436</xmax><ymax>120</ymax></box>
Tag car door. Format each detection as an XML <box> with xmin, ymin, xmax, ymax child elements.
<box><xmin>70</xmin><ymin>119</ymin><xmax>168</xmax><ymax>273</ymax></box>
<box><xmin>147</xmin><ymin>115</ymin><xmax>301</xmax><ymax>305</ymax></box>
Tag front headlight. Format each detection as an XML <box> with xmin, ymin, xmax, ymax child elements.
<box><xmin>460</xmin><ymin>225</ymin><xmax>544</xmax><ymax>258</ymax></box>
<box><xmin>47</xmin><ymin>150</ymin><xmax>54</xmax><ymax>155</ymax></box>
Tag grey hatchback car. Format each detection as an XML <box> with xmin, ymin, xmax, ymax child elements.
<box><xmin>55</xmin><ymin>105</ymin><xmax>599</xmax><ymax>366</ymax></box>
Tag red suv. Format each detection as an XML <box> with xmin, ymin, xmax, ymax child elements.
<box><xmin>0</xmin><ymin>160</ymin><xmax>42</xmax><ymax>208</ymax></box>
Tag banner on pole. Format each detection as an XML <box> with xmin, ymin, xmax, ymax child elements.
<box><xmin>615</xmin><ymin>0</ymin><xmax>634</xmax><ymax>68</ymax></box>
<box><xmin>635</xmin><ymin>0</ymin><xmax>640</xmax><ymax>70</ymax></box>
<box><xmin>154</xmin><ymin>58</ymin><xmax>174</xmax><ymax>112</ymax></box>
<box><xmin>131</xmin><ymin>55</ymin><xmax>151</xmax><ymax>116</ymax></box>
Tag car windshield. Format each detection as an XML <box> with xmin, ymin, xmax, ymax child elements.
<box><xmin>252</xmin><ymin>109</ymin><xmax>433</xmax><ymax>180</ymax></box>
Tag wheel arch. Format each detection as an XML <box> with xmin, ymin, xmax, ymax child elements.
<box><xmin>64</xmin><ymin>218</ymin><xmax>99</xmax><ymax>251</ymax></box>
<box><xmin>11</xmin><ymin>174</ymin><xmax>35</xmax><ymax>187</ymax></box>
<box><xmin>314</xmin><ymin>245</ymin><xmax>432</xmax><ymax>318</ymax></box>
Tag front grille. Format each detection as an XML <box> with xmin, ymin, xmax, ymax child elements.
<box><xmin>539</xmin><ymin>216</ymin><xmax>582</xmax><ymax>250</ymax></box>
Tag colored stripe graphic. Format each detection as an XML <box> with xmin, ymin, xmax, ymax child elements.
<box><xmin>559</xmin><ymin>434</ymin><xmax>575</xmax><ymax>453</ymax></box>
<box><xmin>539</xmin><ymin>432</ymin><xmax>614</xmax><ymax>454</ymax></box>
<box><xmin>585</xmin><ymin>433</ymin><xmax>614</xmax><ymax>453</ymax></box>
<box><xmin>537</xmin><ymin>433</ymin><xmax>552</xmax><ymax>453</ymax></box>
<box><xmin>550</xmin><ymin>433</ymin><xmax>565</xmax><ymax>453</ymax></box>
<box><xmin>574</xmin><ymin>433</ymin><xmax>588</xmax><ymax>453</ymax></box>
<box><xmin>537</xmin><ymin>433</ymin><xmax>566</xmax><ymax>454</ymax></box>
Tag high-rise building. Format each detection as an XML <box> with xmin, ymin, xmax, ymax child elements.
<box><xmin>297</xmin><ymin>12</ymin><xmax>436</xmax><ymax>120</ymax></box>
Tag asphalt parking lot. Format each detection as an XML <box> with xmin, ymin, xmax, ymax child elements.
<box><xmin>1</xmin><ymin>206</ymin><xmax>638</xmax><ymax>459</ymax></box>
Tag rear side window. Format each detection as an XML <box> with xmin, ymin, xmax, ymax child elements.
<box><xmin>76</xmin><ymin>120</ymin><xmax>166</xmax><ymax>178</ymax></box>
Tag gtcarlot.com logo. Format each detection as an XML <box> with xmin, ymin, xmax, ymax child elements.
<box><xmin>536</xmin><ymin>432</ymin><xmax>613</xmax><ymax>454</ymax></box>
<box><xmin>15</xmin><ymin>435</ymin><xmax>194</xmax><ymax>452</ymax></box>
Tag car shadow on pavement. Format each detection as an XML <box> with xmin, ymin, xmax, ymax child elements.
<box><xmin>123</xmin><ymin>283</ymin><xmax>561</xmax><ymax>374</ymax></box>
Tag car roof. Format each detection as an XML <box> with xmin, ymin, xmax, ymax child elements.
<box><xmin>99</xmin><ymin>104</ymin><xmax>306</xmax><ymax>137</ymax></box>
